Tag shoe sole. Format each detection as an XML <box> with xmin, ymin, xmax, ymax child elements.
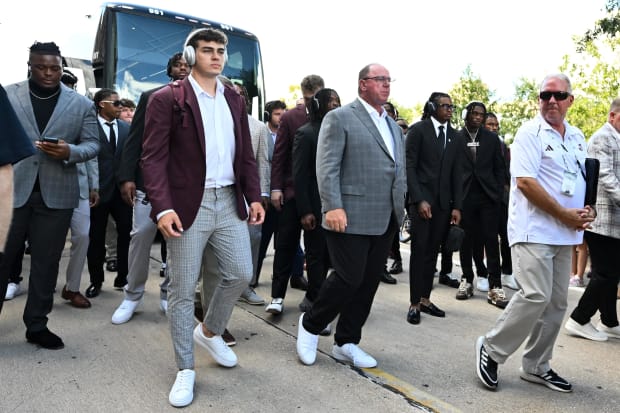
<box><xmin>519</xmin><ymin>369</ymin><xmax>572</xmax><ymax>393</ymax></box>
<box><xmin>265</xmin><ymin>305</ymin><xmax>282</xmax><ymax>315</ymax></box>
<box><xmin>456</xmin><ymin>291</ymin><xmax>473</xmax><ymax>300</ymax></box>
<box><xmin>487</xmin><ymin>299</ymin><xmax>508</xmax><ymax>309</ymax></box>
<box><xmin>475</xmin><ymin>336</ymin><xmax>498</xmax><ymax>390</ymax></box>
<box><xmin>111</xmin><ymin>301</ymin><xmax>142</xmax><ymax>325</ymax></box>
<box><xmin>332</xmin><ymin>348</ymin><xmax>377</xmax><ymax>368</ymax></box>
<box><xmin>238</xmin><ymin>297</ymin><xmax>265</xmax><ymax>306</ymax></box>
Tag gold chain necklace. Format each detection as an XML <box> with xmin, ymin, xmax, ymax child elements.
<box><xmin>30</xmin><ymin>88</ymin><xmax>60</xmax><ymax>100</ymax></box>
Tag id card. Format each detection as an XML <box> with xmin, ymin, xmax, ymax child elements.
<box><xmin>466</xmin><ymin>142</ymin><xmax>480</xmax><ymax>147</ymax></box>
<box><xmin>561</xmin><ymin>170</ymin><xmax>577</xmax><ymax>196</ymax></box>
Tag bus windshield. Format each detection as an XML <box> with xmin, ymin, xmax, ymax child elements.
<box><xmin>93</xmin><ymin>4</ymin><xmax>265</xmax><ymax>116</ymax></box>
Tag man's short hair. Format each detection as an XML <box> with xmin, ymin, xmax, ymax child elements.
<box><xmin>187</xmin><ymin>28</ymin><xmax>228</xmax><ymax>49</ymax></box>
<box><xmin>300</xmin><ymin>75</ymin><xmax>324</xmax><ymax>94</ymax></box>
<box><xmin>166</xmin><ymin>52</ymin><xmax>184</xmax><ymax>78</ymax></box>
<box><xmin>29</xmin><ymin>41</ymin><xmax>61</xmax><ymax>57</ymax></box>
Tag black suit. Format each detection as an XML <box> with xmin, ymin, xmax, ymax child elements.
<box><xmin>87</xmin><ymin>119</ymin><xmax>132</xmax><ymax>287</ymax></box>
<box><xmin>458</xmin><ymin>128</ymin><xmax>505</xmax><ymax>287</ymax></box>
<box><xmin>293</xmin><ymin>121</ymin><xmax>329</xmax><ymax>302</ymax></box>
<box><xmin>406</xmin><ymin>118</ymin><xmax>463</xmax><ymax>305</ymax></box>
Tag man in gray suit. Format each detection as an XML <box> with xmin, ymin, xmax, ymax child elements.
<box><xmin>296</xmin><ymin>63</ymin><xmax>406</xmax><ymax>368</ymax></box>
<box><xmin>0</xmin><ymin>41</ymin><xmax>99</xmax><ymax>349</ymax></box>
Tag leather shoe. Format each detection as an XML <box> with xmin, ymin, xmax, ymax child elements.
<box><xmin>85</xmin><ymin>283</ymin><xmax>102</xmax><ymax>298</ymax></box>
<box><xmin>380</xmin><ymin>269</ymin><xmax>397</xmax><ymax>284</ymax></box>
<box><xmin>113</xmin><ymin>276</ymin><xmax>127</xmax><ymax>289</ymax></box>
<box><xmin>26</xmin><ymin>328</ymin><xmax>64</xmax><ymax>349</ymax></box>
<box><xmin>61</xmin><ymin>286</ymin><xmax>91</xmax><ymax>308</ymax></box>
<box><xmin>389</xmin><ymin>260</ymin><xmax>403</xmax><ymax>274</ymax></box>
<box><xmin>420</xmin><ymin>302</ymin><xmax>445</xmax><ymax>317</ymax></box>
<box><xmin>106</xmin><ymin>259</ymin><xmax>118</xmax><ymax>272</ymax></box>
<box><xmin>438</xmin><ymin>274</ymin><xmax>460</xmax><ymax>288</ymax></box>
<box><xmin>290</xmin><ymin>275</ymin><xmax>308</xmax><ymax>291</ymax></box>
<box><xmin>407</xmin><ymin>307</ymin><xmax>420</xmax><ymax>324</ymax></box>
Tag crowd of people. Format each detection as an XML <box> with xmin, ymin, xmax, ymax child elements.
<box><xmin>1</xmin><ymin>33</ymin><xmax>619</xmax><ymax>408</ymax></box>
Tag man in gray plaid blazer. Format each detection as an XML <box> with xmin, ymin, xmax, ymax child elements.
<box><xmin>296</xmin><ymin>63</ymin><xmax>406</xmax><ymax>368</ymax></box>
<box><xmin>0</xmin><ymin>41</ymin><xmax>99</xmax><ymax>349</ymax></box>
<box><xmin>565</xmin><ymin>97</ymin><xmax>620</xmax><ymax>341</ymax></box>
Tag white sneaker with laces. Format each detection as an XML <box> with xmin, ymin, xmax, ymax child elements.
<box><xmin>265</xmin><ymin>298</ymin><xmax>283</xmax><ymax>314</ymax></box>
<box><xmin>160</xmin><ymin>299</ymin><xmax>168</xmax><ymax>314</ymax></box>
<box><xmin>111</xmin><ymin>298</ymin><xmax>142</xmax><ymax>324</ymax></box>
<box><xmin>476</xmin><ymin>277</ymin><xmax>489</xmax><ymax>292</ymax></box>
<box><xmin>332</xmin><ymin>343</ymin><xmax>377</xmax><ymax>368</ymax></box>
<box><xmin>5</xmin><ymin>282</ymin><xmax>21</xmax><ymax>300</ymax></box>
<box><xmin>168</xmin><ymin>369</ymin><xmax>195</xmax><ymax>407</ymax></box>
<box><xmin>564</xmin><ymin>318</ymin><xmax>607</xmax><ymax>341</ymax></box>
<box><xmin>296</xmin><ymin>313</ymin><xmax>319</xmax><ymax>365</ymax></box>
<box><xmin>193</xmin><ymin>324</ymin><xmax>237</xmax><ymax>367</ymax></box>
<box><xmin>501</xmin><ymin>273</ymin><xmax>519</xmax><ymax>290</ymax></box>
<box><xmin>596</xmin><ymin>321</ymin><xmax>620</xmax><ymax>339</ymax></box>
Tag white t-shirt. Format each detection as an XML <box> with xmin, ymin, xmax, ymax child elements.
<box><xmin>508</xmin><ymin>114</ymin><xmax>587</xmax><ymax>246</ymax></box>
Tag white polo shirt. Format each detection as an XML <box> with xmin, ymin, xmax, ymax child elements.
<box><xmin>508</xmin><ymin>114</ymin><xmax>587</xmax><ymax>246</ymax></box>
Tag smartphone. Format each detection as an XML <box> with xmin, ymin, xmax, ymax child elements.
<box><xmin>42</xmin><ymin>137</ymin><xmax>59</xmax><ymax>144</ymax></box>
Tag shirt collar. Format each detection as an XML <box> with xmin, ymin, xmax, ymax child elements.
<box><xmin>188</xmin><ymin>73</ymin><xmax>224</xmax><ymax>97</ymax></box>
<box><xmin>357</xmin><ymin>97</ymin><xmax>387</xmax><ymax>119</ymax></box>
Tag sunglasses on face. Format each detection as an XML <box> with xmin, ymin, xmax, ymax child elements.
<box><xmin>102</xmin><ymin>100</ymin><xmax>122</xmax><ymax>107</ymax></box>
<box><xmin>539</xmin><ymin>91</ymin><xmax>570</xmax><ymax>101</ymax></box>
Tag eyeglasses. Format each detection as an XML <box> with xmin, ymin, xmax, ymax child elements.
<box><xmin>102</xmin><ymin>100</ymin><xmax>122</xmax><ymax>107</ymax></box>
<box><xmin>363</xmin><ymin>76</ymin><xmax>394</xmax><ymax>84</ymax></box>
<box><xmin>539</xmin><ymin>91</ymin><xmax>570</xmax><ymax>101</ymax></box>
<box><xmin>438</xmin><ymin>104</ymin><xmax>455</xmax><ymax>111</ymax></box>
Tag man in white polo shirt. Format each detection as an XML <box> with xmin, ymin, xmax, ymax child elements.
<box><xmin>475</xmin><ymin>73</ymin><xmax>596</xmax><ymax>393</ymax></box>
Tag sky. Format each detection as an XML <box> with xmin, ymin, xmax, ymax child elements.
<box><xmin>0</xmin><ymin>0</ymin><xmax>609</xmax><ymax>113</ymax></box>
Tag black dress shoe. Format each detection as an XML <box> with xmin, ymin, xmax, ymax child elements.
<box><xmin>26</xmin><ymin>328</ymin><xmax>64</xmax><ymax>349</ymax></box>
<box><xmin>106</xmin><ymin>259</ymin><xmax>118</xmax><ymax>272</ymax></box>
<box><xmin>389</xmin><ymin>260</ymin><xmax>403</xmax><ymax>274</ymax></box>
<box><xmin>85</xmin><ymin>283</ymin><xmax>102</xmax><ymax>298</ymax></box>
<box><xmin>290</xmin><ymin>275</ymin><xmax>308</xmax><ymax>291</ymax></box>
<box><xmin>407</xmin><ymin>307</ymin><xmax>420</xmax><ymax>324</ymax></box>
<box><xmin>420</xmin><ymin>302</ymin><xmax>445</xmax><ymax>317</ymax></box>
<box><xmin>438</xmin><ymin>274</ymin><xmax>460</xmax><ymax>288</ymax></box>
<box><xmin>113</xmin><ymin>276</ymin><xmax>127</xmax><ymax>289</ymax></box>
<box><xmin>380</xmin><ymin>270</ymin><xmax>397</xmax><ymax>284</ymax></box>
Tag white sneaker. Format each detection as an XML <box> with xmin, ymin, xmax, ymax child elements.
<box><xmin>597</xmin><ymin>321</ymin><xmax>620</xmax><ymax>339</ymax></box>
<box><xmin>168</xmin><ymin>369</ymin><xmax>195</xmax><ymax>407</ymax></box>
<box><xmin>239</xmin><ymin>287</ymin><xmax>265</xmax><ymax>305</ymax></box>
<box><xmin>111</xmin><ymin>298</ymin><xmax>142</xmax><ymax>324</ymax></box>
<box><xmin>296</xmin><ymin>313</ymin><xmax>319</xmax><ymax>365</ymax></box>
<box><xmin>501</xmin><ymin>273</ymin><xmax>519</xmax><ymax>290</ymax></box>
<box><xmin>332</xmin><ymin>343</ymin><xmax>377</xmax><ymax>368</ymax></box>
<box><xmin>5</xmin><ymin>282</ymin><xmax>21</xmax><ymax>300</ymax></box>
<box><xmin>476</xmin><ymin>277</ymin><xmax>489</xmax><ymax>292</ymax></box>
<box><xmin>564</xmin><ymin>318</ymin><xmax>607</xmax><ymax>341</ymax></box>
<box><xmin>160</xmin><ymin>299</ymin><xmax>168</xmax><ymax>314</ymax></box>
<box><xmin>265</xmin><ymin>298</ymin><xmax>283</xmax><ymax>314</ymax></box>
<box><xmin>193</xmin><ymin>324</ymin><xmax>237</xmax><ymax>367</ymax></box>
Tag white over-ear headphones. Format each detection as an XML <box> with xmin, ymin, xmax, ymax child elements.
<box><xmin>183</xmin><ymin>28</ymin><xmax>228</xmax><ymax>67</ymax></box>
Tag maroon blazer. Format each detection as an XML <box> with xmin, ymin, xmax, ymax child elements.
<box><xmin>270</xmin><ymin>104</ymin><xmax>308</xmax><ymax>200</ymax></box>
<box><xmin>141</xmin><ymin>78</ymin><xmax>261</xmax><ymax>229</ymax></box>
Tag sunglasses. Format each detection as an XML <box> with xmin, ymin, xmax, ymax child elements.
<box><xmin>102</xmin><ymin>100</ymin><xmax>122</xmax><ymax>107</ymax></box>
<box><xmin>539</xmin><ymin>91</ymin><xmax>570</xmax><ymax>101</ymax></box>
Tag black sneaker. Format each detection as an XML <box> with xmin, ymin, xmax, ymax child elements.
<box><xmin>519</xmin><ymin>368</ymin><xmax>572</xmax><ymax>393</ymax></box>
<box><xmin>476</xmin><ymin>336</ymin><xmax>498</xmax><ymax>390</ymax></box>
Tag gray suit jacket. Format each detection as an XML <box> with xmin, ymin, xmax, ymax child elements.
<box><xmin>5</xmin><ymin>81</ymin><xmax>99</xmax><ymax>209</ymax></box>
<box><xmin>248</xmin><ymin>115</ymin><xmax>270</xmax><ymax>195</ymax></box>
<box><xmin>77</xmin><ymin>158</ymin><xmax>99</xmax><ymax>200</ymax></box>
<box><xmin>588</xmin><ymin>122</ymin><xmax>620</xmax><ymax>239</ymax></box>
<box><xmin>316</xmin><ymin>98</ymin><xmax>406</xmax><ymax>235</ymax></box>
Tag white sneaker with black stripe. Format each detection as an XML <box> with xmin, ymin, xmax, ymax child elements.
<box><xmin>519</xmin><ymin>367</ymin><xmax>572</xmax><ymax>392</ymax></box>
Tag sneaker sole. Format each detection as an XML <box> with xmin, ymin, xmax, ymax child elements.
<box><xmin>487</xmin><ymin>299</ymin><xmax>508</xmax><ymax>309</ymax></box>
<box><xmin>266</xmin><ymin>307</ymin><xmax>282</xmax><ymax>315</ymax></box>
<box><xmin>332</xmin><ymin>349</ymin><xmax>377</xmax><ymax>368</ymax></box>
<box><xmin>238</xmin><ymin>297</ymin><xmax>265</xmax><ymax>306</ymax></box>
<box><xmin>456</xmin><ymin>292</ymin><xmax>473</xmax><ymax>300</ymax></box>
<box><xmin>475</xmin><ymin>336</ymin><xmax>498</xmax><ymax>390</ymax></box>
<box><xmin>193</xmin><ymin>329</ymin><xmax>237</xmax><ymax>368</ymax></box>
<box><xmin>565</xmin><ymin>321</ymin><xmax>608</xmax><ymax>342</ymax></box>
<box><xmin>519</xmin><ymin>370</ymin><xmax>572</xmax><ymax>393</ymax></box>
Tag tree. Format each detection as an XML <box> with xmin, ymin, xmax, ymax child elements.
<box><xmin>577</xmin><ymin>0</ymin><xmax>620</xmax><ymax>51</ymax></box>
<box><xmin>495</xmin><ymin>78</ymin><xmax>539</xmax><ymax>143</ymax></box>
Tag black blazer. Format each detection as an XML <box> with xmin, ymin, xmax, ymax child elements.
<box><xmin>292</xmin><ymin>120</ymin><xmax>321</xmax><ymax>220</ymax></box>
<box><xmin>116</xmin><ymin>86</ymin><xmax>162</xmax><ymax>191</ymax></box>
<box><xmin>406</xmin><ymin>118</ymin><xmax>463</xmax><ymax>211</ymax></box>
<box><xmin>458</xmin><ymin>128</ymin><xmax>505</xmax><ymax>203</ymax></box>
<box><xmin>97</xmin><ymin>119</ymin><xmax>129</xmax><ymax>203</ymax></box>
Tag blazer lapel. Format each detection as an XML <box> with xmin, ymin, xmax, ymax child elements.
<box><xmin>41</xmin><ymin>85</ymin><xmax>71</xmax><ymax>138</ymax></box>
<box><xmin>14</xmin><ymin>82</ymin><xmax>39</xmax><ymax>137</ymax></box>
<box><xmin>352</xmin><ymin>101</ymin><xmax>393</xmax><ymax>160</ymax></box>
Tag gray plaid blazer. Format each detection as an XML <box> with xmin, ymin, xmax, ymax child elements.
<box><xmin>5</xmin><ymin>81</ymin><xmax>99</xmax><ymax>209</ymax></box>
<box><xmin>316</xmin><ymin>98</ymin><xmax>406</xmax><ymax>235</ymax></box>
<box><xmin>587</xmin><ymin>122</ymin><xmax>620</xmax><ymax>239</ymax></box>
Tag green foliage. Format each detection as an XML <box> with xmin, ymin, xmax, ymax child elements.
<box><xmin>448</xmin><ymin>66</ymin><xmax>496</xmax><ymax>130</ymax></box>
<box><xmin>577</xmin><ymin>0</ymin><xmax>620</xmax><ymax>51</ymax></box>
<box><xmin>495</xmin><ymin>78</ymin><xmax>539</xmax><ymax>143</ymax></box>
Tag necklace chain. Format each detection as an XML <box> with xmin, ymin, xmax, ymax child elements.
<box><xmin>30</xmin><ymin>88</ymin><xmax>60</xmax><ymax>100</ymax></box>
<box><xmin>466</xmin><ymin>128</ymin><xmax>478</xmax><ymax>141</ymax></box>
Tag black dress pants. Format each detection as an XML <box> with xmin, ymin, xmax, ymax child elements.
<box><xmin>270</xmin><ymin>199</ymin><xmax>302</xmax><ymax>299</ymax></box>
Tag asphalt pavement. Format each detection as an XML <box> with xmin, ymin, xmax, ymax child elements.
<box><xmin>1</xmin><ymin>240</ymin><xmax>619</xmax><ymax>412</ymax></box>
